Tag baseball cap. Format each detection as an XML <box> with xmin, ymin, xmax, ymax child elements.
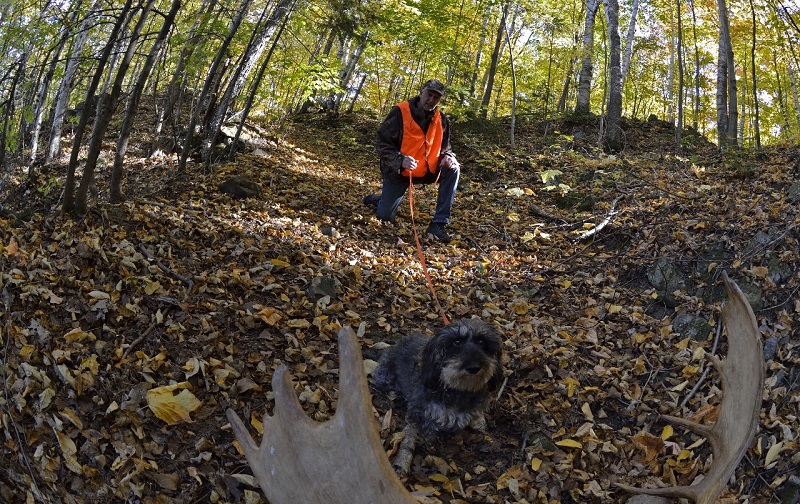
<box><xmin>421</xmin><ymin>79</ymin><xmax>445</xmax><ymax>95</ymax></box>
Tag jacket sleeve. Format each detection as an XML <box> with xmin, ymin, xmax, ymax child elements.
<box><xmin>438</xmin><ymin>115</ymin><xmax>459</xmax><ymax>169</ymax></box>
<box><xmin>376</xmin><ymin>106</ymin><xmax>405</xmax><ymax>175</ymax></box>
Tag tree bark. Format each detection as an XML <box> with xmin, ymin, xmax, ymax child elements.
<box><xmin>110</xmin><ymin>0</ymin><xmax>182</xmax><ymax>203</ymax></box>
<box><xmin>603</xmin><ymin>0</ymin><xmax>623</xmax><ymax>151</ymax></box>
<box><xmin>480</xmin><ymin>0</ymin><xmax>509</xmax><ymax>119</ymax></box>
<box><xmin>203</xmin><ymin>0</ymin><xmax>295</xmax><ymax>164</ymax></box>
<box><xmin>62</xmin><ymin>0</ymin><xmax>134</xmax><ymax>215</ymax></box>
<box><xmin>46</xmin><ymin>1</ymin><xmax>99</xmax><ymax>163</ymax></box>
<box><xmin>749</xmin><ymin>0</ymin><xmax>761</xmax><ymax>150</ymax></box>
<box><xmin>620</xmin><ymin>0</ymin><xmax>639</xmax><ymax>86</ymax></box>
<box><xmin>73</xmin><ymin>0</ymin><xmax>157</xmax><ymax>217</ymax></box>
<box><xmin>576</xmin><ymin>0</ymin><xmax>601</xmax><ymax>114</ymax></box>
<box><xmin>716</xmin><ymin>0</ymin><xmax>737</xmax><ymax>149</ymax></box>
<box><xmin>179</xmin><ymin>0</ymin><xmax>253</xmax><ymax>170</ymax></box>
<box><xmin>676</xmin><ymin>0</ymin><xmax>684</xmax><ymax>153</ymax></box>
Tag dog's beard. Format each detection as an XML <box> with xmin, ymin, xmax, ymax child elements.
<box><xmin>439</xmin><ymin>359</ymin><xmax>497</xmax><ymax>392</ymax></box>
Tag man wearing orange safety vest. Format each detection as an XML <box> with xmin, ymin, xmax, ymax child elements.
<box><xmin>363</xmin><ymin>79</ymin><xmax>460</xmax><ymax>243</ymax></box>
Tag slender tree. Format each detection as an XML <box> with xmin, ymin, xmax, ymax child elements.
<box><xmin>676</xmin><ymin>0</ymin><xmax>684</xmax><ymax>152</ymax></box>
<box><xmin>110</xmin><ymin>0</ymin><xmax>182</xmax><ymax>203</ymax></box>
<box><xmin>716</xmin><ymin>0</ymin><xmax>738</xmax><ymax>148</ymax></box>
<box><xmin>602</xmin><ymin>0</ymin><xmax>623</xmax><ymax>151</ymax></box>
<box><xmin>62</xmin><ymin>0</ymin><xmax>134</xmax><ymax>215</ymax></box>
<box><xmin>576</xmin><ymin>0</ymin><xmax>601</xmax><ymax>114</ymax></box>
<box><xmin>749</xmin><ymin>0</ymin><xmax>761</xmax><ymax>149</ymax></box>
<box><xmin>480</xmin><ymin>0</ymin><xmax>510</xmax><ymax>119</ymax></box>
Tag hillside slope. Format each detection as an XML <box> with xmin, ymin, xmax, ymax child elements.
<box><xmin>1</xmin><ymin>112</ymin><xmax>798</xmax><ymax>503</ymax></box>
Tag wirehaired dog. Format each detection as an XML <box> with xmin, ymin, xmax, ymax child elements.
<box><xmin>372</xmin><ymin>318</ymin><xmax>504</xmax><ymax>475</ymax></box>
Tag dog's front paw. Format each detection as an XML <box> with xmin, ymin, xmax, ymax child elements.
<box><xmin>469</xmin><ymin>413</ymin><xmax>487</xmax><ymax>431</ymax></box>
<box><xmin>392</xmin><ymin>448</ymin><xmax>413</xmax><ymax>476</ymax></box>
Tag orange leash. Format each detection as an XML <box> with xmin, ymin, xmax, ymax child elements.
<box><xmin>408</xmin><ymin>173</ymin><xmax>450</xmax><ymax>326</ymax></box>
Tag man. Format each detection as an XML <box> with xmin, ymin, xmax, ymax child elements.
<box><xmin>363</xmin><ymin>79</ymin><xmax>460</xmax><ymax>243</ymax></box>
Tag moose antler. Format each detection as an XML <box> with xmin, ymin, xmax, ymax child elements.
<box><xmin>226</xmin><ymin>326</ymin><xmax>415</xmax><ymax>504</ymax></box>
<box><xmin>617</xmin><ymin>271</ymin><xmax>765</xmax><ymax>503</ymax></box>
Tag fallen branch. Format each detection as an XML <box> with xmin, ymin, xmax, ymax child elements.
<box><xmin>137</xmin><ymin>242</ymin><xmax>193</xmax><ymax>289</ymax></box>
<box><xmin>575</xmin><ymin>196</ymin><xmax>622</xmax><ymax>241</ymax></box>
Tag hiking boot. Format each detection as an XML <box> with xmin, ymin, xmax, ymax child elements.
<box><xmin>426</xmin><ymin>222</ymin><xmax>451</xmax><ymax>243</ymax></box>
<box><xmin>363</xmin><ymin>193</ymin><xmax>380</xmax><ymax>210</ymax></box>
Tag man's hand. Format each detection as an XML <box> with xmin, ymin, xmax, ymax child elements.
<box><xmin>401</xmin><ymin>155</ymin><xmax>418</xmax><ymax>170</ymax></box>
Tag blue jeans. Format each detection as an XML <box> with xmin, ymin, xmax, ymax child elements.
<box><xmin>376</xmin><ymin>165</ymin><xmax>459</xmax><ymax>224</ymax></box>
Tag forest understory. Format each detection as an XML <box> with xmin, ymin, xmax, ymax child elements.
<box><xmin>1</xmin><ymin>109</ymin><xmax>799</xmax><ymax>503</ymax></box>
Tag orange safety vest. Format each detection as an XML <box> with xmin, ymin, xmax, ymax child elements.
<box><xmin>397</xmin><ymin>101</ymin><xmax>443</xmax><ymax>178</ymax></box>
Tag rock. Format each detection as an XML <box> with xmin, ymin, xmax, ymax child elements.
<box><xmin>647</xmin><ymin>258</ymin><xmax>687</xmax><ymax>307</ymax></box>
<box><xmin>673</xmin><ymin>311</ymin><xmax>712</xmax><ymax>341</ymax></box>
<box><xmin>220</xmin><ymin>175</ymin><xmax>261</xmax><ymax>199</ymax></box>
<box><xmin>307</xmin><ymin>275</ymin><xmax>336</xmax><ymax>300</ymax></box>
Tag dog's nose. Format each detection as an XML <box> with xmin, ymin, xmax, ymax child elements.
<box><xmin>465</xmin><ymin>365</ymin><xmax>482</xmax><ymax>375</ymax></box>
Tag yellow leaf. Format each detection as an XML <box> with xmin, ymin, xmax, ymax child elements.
<box><xmin>55</xmin><ymin>431</ymin><xmax>82</xmax><ymax>474</ymax></box>
<box><xmin>765</xmin><ymin>441</ymin><xmax>783</xmax><ymax>467</ymax></box>
<box><xmin>530</xmin><ymin>457</ymin><xmax>542</xmax><ymax>471</ymax></box>
<box><xmin>561</xmin><ymin>279</ymin><xmax>572</xmax><ymax>289</ymax></box>
<box><xmin>429</xmin><ymin>474</ymin><xmax>449</xmax><ymax>483</ymax></box>
<box><xmin>581</xmin><ymin>402</ymin><xmax>594</xmax><ymax>421</ymax></box>
<box><xmin>661</xmin><ymin>425</ymin><xmax>673</xmax><ymax>440</ymax></box>
<box><xmin>563</xmin><ymin>376</ymin><xmax>579</xmax><ymax>397</ymax></box>
<box><xmin>270</xmin><ymin>258</ymin><xmax>291</xmax><ymax>268</ymax></box>
<box><xmin>507</xmin><ymin>212</ymin><xmax>520</xmax><ymax>222</ymax></box>
<box><xmin>608</xmin><ymin>304</ymin><xmax>623</xmax><ymax>314</ymax></box>
<box><xmin>254</xmin><ymin>306</ymin><xmax>282</xmax><ymax>325</ymax></box>
<box><xmin>145</xmin><ymin>280</ymin><xmax>162</xmax><ymax>295</ymax></box>
<box><xmin>146</xmin><ymin>382</ymin><xmax>202</xmax><ymax>425</ymax></box>
<box><xmin>750</xmin><ymin>266</ymin><xmax>769</xmax><ymax>278</ymax></box>
<box><xmin>287</xmin><ymin>318</ymin><xmax>311</xmax><ymax>329</ymax></box>
<box><xmin>88</xmin><ymin>290</ymin><xmax>110</xmax><ymax>300</ymax></box>
<box><xmin>556</xmin><ymin>439</ymin><xmax>582</xmax><ymax>449</ymax></box>
<box><xmin>677</xmin><ymin>449</ymin><xmax>692</xmax><ymax>461</ymax></box>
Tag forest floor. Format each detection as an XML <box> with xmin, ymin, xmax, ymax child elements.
<box><xmin>1</xmin><ymin>109</ymin><xmax>799</xmax><ymax>504</ymax></box>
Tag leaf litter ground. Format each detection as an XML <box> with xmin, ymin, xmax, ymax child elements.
<box><xmin>1</xmin><ymin>113</ymin><xmax>799</xmax><ymax>503</ymax></box>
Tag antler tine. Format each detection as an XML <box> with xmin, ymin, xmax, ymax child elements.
<box><xmin>226</xmin><ymin>327</ymin><xmax>415</xmax><ymax>504</ymax></box>
<box><xmin>617</xmin><ymin>271</ymin><xmax>765</xmax><ymax>504</ymax></box>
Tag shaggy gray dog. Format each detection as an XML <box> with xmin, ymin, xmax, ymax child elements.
<box><xmin>372</xmin><ymin>318</ymin><xmax>504</xmax><ymax>474</ymax></box>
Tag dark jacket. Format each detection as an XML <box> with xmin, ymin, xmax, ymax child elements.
<box><xmin>376</xmin><ymin>96</ymin><xmax>457</xmax><ymax>182</ymax></box>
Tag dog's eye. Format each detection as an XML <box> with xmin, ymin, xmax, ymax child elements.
<box><xmin>453</xmin><ymin>338</ymin><xmax>464</xmax><ymax>346</ymax></box>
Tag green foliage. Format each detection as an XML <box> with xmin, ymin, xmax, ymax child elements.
<box><xmin>540</xmin><ymin>168</ymin><xmax>571</xmax><ymax>194</ymax></box>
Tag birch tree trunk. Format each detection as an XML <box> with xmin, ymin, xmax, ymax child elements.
<box><xmin>689</xmin><ymin>0</ymin><xmax>701</xmax><ymax>131</ymax></box>
<box><xmin>203</xmin><ymin>0</ymin><xmax>295</xmax><ymax>164</ymax></box>
<box><xmin>28</xmin><ymin>0</ymin><xmax>86</xmax><ymax>168</ymax></box>
<box><xmin>749</xmin><ymin>0</ymin><xmax>761</xmax><ymax>149</ymax></box>
<box><xmin>576</xmin><ymin>0</ymin><xmax>601</xmax><ymax>114</ymax></box>
<box><xmin>602</xmin><ymin>0</ymin><xmax>623</xmax><ymax>151</ymax></box>
<box><xmin>45</xmin><ymin>1</ymin><xmax>99</xmax><ymax>163</ymax></box>
<box><xmin>716</xmin><ymin>0</ymin><xmax>737</xmax><ymax>148</ymax></box>
<box><xmin>620</xmin><ymin>0</ymin><xmax>639</xmax><ymax>86</ymax></box>
<box><xmin>110</xmin><ymin>0</ymin><xmax>181</xmax><ymax>203</ymax></box>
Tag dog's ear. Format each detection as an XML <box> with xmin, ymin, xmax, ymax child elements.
<box><xmin>420</xmin><ymin>338</ymin><xmax>444</xmax><ymax>389</ymax></box>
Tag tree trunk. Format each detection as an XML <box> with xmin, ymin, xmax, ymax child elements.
<box><xmin>179</xmin><ymin>0</ymin><xmax>253</xmax><ymax>170</ymax></box>
<box><xmin>676</xmin><ymin>0</ymin><xmax>684</xmax><ymax>153</ymax></box>
<box><xmin>62</xmin><ymin>0</ymin><xmax>134</xmax><ymax>215</ymax></box>
<box><xmin>576</xmin><ymin>0</ymin><xmax>601</xmax><ymax>114</ymax></box>
<box><xmin>480</xmin><ymin>0</ymin><xmax>509</xmax><ymax>119</ymax></box>
<box><xmin>110</xmin><ymin>0</ymin><xmax>181</xmax><ymax>203</ymax></box>
<box><xmin>46</xmin><ymin>1</ymin><xmax>99</xmax><ymax>163</ymax></box>
<box><xmin>230</xmin><ymin>13</ymin><xmax>289</xmax><ymax>157</ymax></box>
<box><xmin>620</xmin><ymin>0</ymin><xmax>639</xmax><ymax>86</ymax></box>
<box><xmin>157</xmin><ymin>0</ymin><xmax>219</xmax><ymax>152</ymax></box>
<box><xmin>716</xmin><ymin>0</ymin><xmax>737</xmax><ymax>149</ymax></box>
<box><xmin>203</xmin><ymin>0</ymin><xmax>295</xmax><ymax>164</ymax></box>
<box><xmin>73</xmin><ymin>0</ymin><xmax>157</xmax><ymax>217</ymax></box>
<box><xmin>749</xmin><ymin>0</ymin><xmax>761</xmax><ymax>150</ymax></box>
<box><xmin>29</xmin><ymin>0</ymin><xmax>85</xmax><ymax>168</ymax></box>
<box><xmin>504</xmin><ymin>15</ymin><xmax>517</xmax><ymax>147</ymax></box>
<box><xmin>689</xmin><ymin>0</ymin><xmax>701</xmax><ymax>131</ymax></box>
<box><xmin>603</xmin><ymin>0</ymin><xmax>623</xmax><ymax>151</ymax></box>
<box><xmin>470</xmin><ymin>6</ymin><xmax>491</xmax><ymax>99</ymax></box>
